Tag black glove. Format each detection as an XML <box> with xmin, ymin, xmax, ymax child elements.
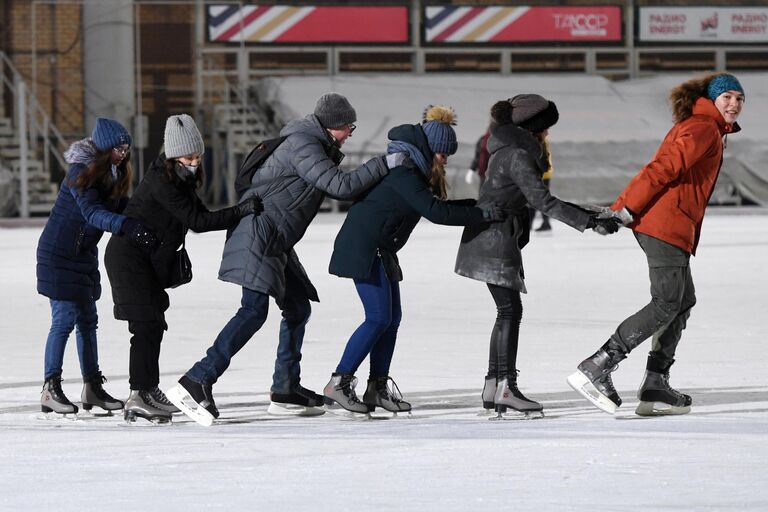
<box><xmin>451</xmin><ymin>198</ymin><xmax>477</xmax><ymax>207</ymax></box>
<box><xmin>587</xmin><ymin>215</ymin><xmax>620</xmax><ymax>235</ymax></box>
<box><xmin>120</xmin><ymin>218</ymin><xmax>158</xmax><ymax>251</ymax></box>
<box><xmin>482</xmin><ymin>205</ymin><xmax>507</xmax><ymax>223</ymax></box>
<box><xmin>234</xmin><ymin>196</ymin><xmax>264</xmax><ymax>218</ymax></box>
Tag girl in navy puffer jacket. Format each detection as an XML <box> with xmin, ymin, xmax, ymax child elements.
<box><xmin>36</xmin><ymin>118</ymin><xmax>154</xmax><ymax>416</ymax></box>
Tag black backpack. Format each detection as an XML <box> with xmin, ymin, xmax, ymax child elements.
<box><xmin>234</xmin><ymin>135</ymin><xmax>287</xmax><ymax>199</ymax></box>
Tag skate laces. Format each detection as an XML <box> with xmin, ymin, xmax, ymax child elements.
<box><xmin>341</xmin><ymin>376</ymin><xmax>363</xmax><ymax>403</ymax></box>
<box><xmin>379</xmin><ymin>377</ymin><xmax>404</xmax><ymax>403</ymax></box>
<box><xmin>149</xmin><ymin>387</ymin><xmax>173</xmax><ymax>406</ymax></box>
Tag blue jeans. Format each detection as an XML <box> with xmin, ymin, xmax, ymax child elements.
<box><xmin>187</xmin><ymin>278</ymin><xmax>311</xmax><ymax>393</ymax></box>
<box><xmin>336</xmin><ymin>256</ymin><xmax>402</xmax><ymax>377</ymax></box>
<box><xmin>44</xmin><ymin>299</ymin><xmax>100</xmax><ymax>380</ymax></box>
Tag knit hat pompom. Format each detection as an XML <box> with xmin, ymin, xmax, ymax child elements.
<box><xmin>421</xmin><ymin>105</ymin><xmax>458</xmax><ymax>156</ymax></box>
<box><xmin>423</xmin><ymin>105</ymin><xmax>457</xmax><ymax>126</ymax></box>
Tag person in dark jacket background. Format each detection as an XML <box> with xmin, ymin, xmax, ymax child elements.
<box><xmin>104</xmin><ymin>114</ymin><xmax>261</xmax><ymax>424</ymax></box>
<box><xmin>323</xmin><ymin>105</ymin><xmax>505</xmax><ymax>415</ymax></box>
<box><xmin>36</xmin><ymin>117</ymin><xmax>154</xmax><ymax>416</ymax></box>
<box><xmin>168</xmin><ymin>92</ymin><xmax>398</xmax><ymax>426</ymax></box>
<box><xmin>454</xmin><ymin>95</ymin><xmax>619</xmax><ymax>419</ymax></box>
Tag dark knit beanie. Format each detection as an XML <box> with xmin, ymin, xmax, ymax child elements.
<box><xmin>510</xmin><ymin>94</ymin><xmax>559</xmax><ymax>134</ymax></box>
<box><xmin>91</xmin><ymin>117</ymin><xmax>131</xmax><ymax>152</ymax></box>
<box><xmin>707</xmin><ymin>73</ymin><xmax>745</xmax><ymax>101</ymax></box>
<box><xmin>314</xmin><ymin>93</ymin><xmax>357</xmax><ymax>129</ymax></box>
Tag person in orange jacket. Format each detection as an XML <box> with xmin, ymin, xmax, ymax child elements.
<box><xmin>567</xmin><ymin>72</ymin><xmax>745</xmax><ymax>417</ymax></box>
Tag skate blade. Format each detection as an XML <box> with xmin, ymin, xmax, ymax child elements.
<box><xmin>80</xmin><ymin>406</ymin><xmax>121</xmax><ymax>417</ymax></box>
<box><xmin>34</xmin><ymin>411</ymin><xmax>80</xmax><ymax>421</ymax></box>
<box><xmin>567</xmin><ymin>371</ymin><xmax>618</xmax><ymax>414</ymax></box>
<box><xmin>323</xmin><ymin>402</ymin><xmax>370</xmax><ymax>419</ymax></box>
<box><xmin>122</xmin><ymin>412</ymin><xmax>172</xmax><ymax>426</ymax></box>
<box><xmin>489</xmin><ymin>410</ymin><xmax>545</xmax><ymax>421</ymax></box>
<box><xmin>267</xmin><ymin>402</ymin><xmax>325</xmax><ymax>417</ymax></box>
<box><xmin>166</xmin><ymin>384</ymin><xmax>215</xmax><ymax>427</ymax></box>
<box><xmin>635</xmin><ymin>401</ymin><xmax>691</xmax><ymax>417</ymax></box>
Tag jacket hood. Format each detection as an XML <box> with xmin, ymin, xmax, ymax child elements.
<box><xmin>64</xmin><ymin>138</ymin><xmax>100</xmax><ymax>166</ymax></box>
<box><xmin>388</xmin><ymin>124</ymin><xmax>433</xmax><ymax>161</ymax></box>
<box><xmin>692</xmin><ymin>97</ymin><xmax>741</xmax><ymax>135</ymax></box>
<box><xmin>281</xmin><ymin>114</ymin><xmax>334</xmax><ymax>146</ymax></box>
<box><xmin>488</xmin><ymin>123</ymin><xmax>549</xmax><ymax>173</ymax></box>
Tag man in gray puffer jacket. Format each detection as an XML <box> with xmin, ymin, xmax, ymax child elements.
<box><xmin>170</xmin><ymin>93</ymin><xmax>398</xmax><ymax>423</ymax></box>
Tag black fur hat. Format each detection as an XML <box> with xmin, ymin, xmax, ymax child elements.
<box><xmin>491</xmin><ymin>94</ymin><xmax>559</xmax><ymax>133</ymax></box>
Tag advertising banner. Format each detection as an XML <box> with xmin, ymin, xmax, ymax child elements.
<box><xmin>639</xmin><ymin>7</ymin><xmax>768</xmax><ymax>42</ymax></box>
<box><xmin>208</xmin><ymin>4</ymin><xmax>409</xmax><ymax>43</ymax></box>
<box><xmin>424</xmin><ymin>5</ymin><xmax>622</xmax><ymax>43</ymax></box>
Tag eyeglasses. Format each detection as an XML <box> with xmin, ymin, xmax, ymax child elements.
<box><xmin>347</xmin><ymin>124</ymin><xmax>356</xmax><ymax>134</ymax></box>
<box><xmin>112</xmin><ymin>146</ymin><xmax>130</xmax><ymax>157</ymax></box>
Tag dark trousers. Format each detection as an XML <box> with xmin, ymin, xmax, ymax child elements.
<box><xmin>128</xmin><ymin>320</ymin><xmax>166</xmax><ymax>390</ymax></box>
<box><xmin>336</xmin><ymin>256</ymin><xmax>402</xmax><ymax>378</ymax></box>
<box><xmin>187</xmin><ymin>269</ymin><xmax>311</xmax><ymax>393</ymax></box>
<box><xmin>609</xmin><ymin>233</ymin><xmax>696</xmax><ymax>362</ymax></box>
<box><xmin>486</xmin><ymin>284</ymin><xmax>523</xmax><ymax>378</ymax></box>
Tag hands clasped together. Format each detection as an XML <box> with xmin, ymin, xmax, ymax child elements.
<box><xmin>587</xmin><ymin>206</ymin><xmax>633</xmax><ymax>236</ymax></box>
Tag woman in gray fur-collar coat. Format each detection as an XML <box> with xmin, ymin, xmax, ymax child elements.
<box><xmin>454</xmin><ymin>94</ymin><xmax>612</xmax><ymax>419</ymax></box>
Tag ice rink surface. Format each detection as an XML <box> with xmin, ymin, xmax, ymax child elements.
<box><xmin>1</xmin><ymin>210</ymin><xmax>766</xmax><ymax>511</ymax></box>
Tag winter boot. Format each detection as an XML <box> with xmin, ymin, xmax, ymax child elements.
<box><xmin>493</xmin><ymin>371</ymin><xmax>543</xmax><ymax>418</ymax></box>
<box><xmin>534</xmin><ymin>218</ymin><xmax>552</xmax><ymax>232</ymax></box>
<box><xmin>148</xmin><ymin>386</ymin><xmax>180</xmax><ymax>414</ymax></box>
<box><xmin>635</xmin><ymin>354</ymin><xmax>692</xmax><ymax>416</ymax></box>
<box><xmin>482</xmin><ymin>376</ymin><xmax>497</xmax><ymax>410</ymax></box>
<box><xmin>124</xmin><ymin>389</ymin><xmax>172</xmax><ymax>424</ymax></box>
<box><xmin>166</xmin><ymin>375</ymin><xmax>219</xmax><ymax>426</ymax></box>
<box><xmin>81</xmin><ymin>372</ymin><xmax>124</xmax><ymax>412</ymax></box>
<box><xmin>41</xmin><ymin>375</ymin><xmax>78</xmax><ymax>415</ymax></box>
<box><xmin>268</xmin><ymin>384</ymin><xmax>326</xmax><ymax>417</ymax></box>
<box><xmin>362</xmin><ymin>376</ymin><xmax>411</xmax><ymax>413</ymax></box>
<box><xmin>323</xmin><ymin>373</ymin><xmax>369</xmax><ymax>414</ymax></box>
<box><xmin>567</xmin><ymin>341</ymin><xmax>626</xmax><ymax>414</ymax></box>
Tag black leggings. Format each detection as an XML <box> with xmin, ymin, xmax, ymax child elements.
<box><xmin>487</xmin><ymin>284</ymin><xmax>523</xmax><ymax>379</ymax></box>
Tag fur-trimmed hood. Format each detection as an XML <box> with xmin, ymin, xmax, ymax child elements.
<box><xmin>669</xmin><ymin>73</ymin><xmax>742</xmax><ymax>133</ymax></box>
<box><xmin>64</xmin><ymin>138</ymin><xmax>99</xmax><ymax>166</ymax></box>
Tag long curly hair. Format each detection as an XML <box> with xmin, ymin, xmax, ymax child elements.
<box><xmin>74</xmin><ymin>150</ymin><xmax>132</xmax><ymax>199</ymax></box>
<box><xmin>669</xmin><ymin>72</ymin><xmax>720</xmax><ymax>123</ymax></box>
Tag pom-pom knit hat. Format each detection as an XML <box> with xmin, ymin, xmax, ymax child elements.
<box><xmin>422</xmin><ymin>105</ymin><xmax>458</xmax><ymax>155</ymax></box>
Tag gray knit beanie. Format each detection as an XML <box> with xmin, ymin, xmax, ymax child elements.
<box><xmin>164</xmin><ymin>114</ymin><xmax>205</xmax><ymax>159</ymax></box>
<box><xmin>314</xmin><ymin>93</ymin><xmax>357</xmax><ymax>129</ymax></box>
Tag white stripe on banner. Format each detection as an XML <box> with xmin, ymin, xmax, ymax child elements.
<box><xmin>476</xmin><ymin>7</ymin><xmax>529</xmax><ymax>42</ymax></box>
<box><xmin>446</xmin><ymin>7</ymin><xmax>503</xmax><ymax>42</ymax></box>
<box><xmin>260</xmin><ymin>7</ymin><xmax>315</xmax><ymax>42</ymax></box>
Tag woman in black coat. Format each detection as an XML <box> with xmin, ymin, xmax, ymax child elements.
<box><xmin>454</xmin><ymin>95</ymin><xmax>617</xmax><ymax>418</ymax></box>
<box><xmin>36</xmin><ymin>118</ymin><xmax>154</xmax><ymax>415</ymax></box>
<box><xmin>323</xmin><ymin>106</ymin><xmax>504</xmax><ymax>415</ymax></box>
<box><xmin>104</xmin><ymin>114</ymin><xmax>262</xmax><ymax>423</ymax></box>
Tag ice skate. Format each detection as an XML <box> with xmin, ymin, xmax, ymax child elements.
<box><xmin>81</xmin><ymin>372</ymin><xmax>124</xmax><ymax>414</ymax></box>
<box><xmin>148</xmin><ymin>386</ymin><xmax>180</xmax><ymax>414</ymax></box>
<box><xmin>166</xmin><ymin>375</ymin><xmax>219</xmax><ymax>427</ymax></box>
<box><xmin>491</xmin><ymin>374</ymin><xmax>544</xmax><ymax>420</ymax></box>
<box><xmin>477</xmin><ymin>376</ymin><xmax>497</xmax><ymax>416</ymax></box>
<box><xmin>568</xmin><ymin>343</ymin><xmax>626</xmax><ymax>414</ymax></box>
<box><xmin>123</xmin><ymin>390</ymin><xmax>172</xmax><ymax>424</ymax></box>
<box><xmin>635</xmin><ymin>355</ymin><xmax>692</xmax><ymax>417</ymax></box>
<box><xmin>268</xmin><ymin>386</ymin><xmax>325</xmax><ymax>417</ymax></box>
<box><xmin>362</xmin><ymin>376</ymin><xmax>411</xmax><ymax>417</ymax></box>
<box><xmin>40</xmin><ymin>375</ymin><xmax>78</xmax><ymax>416</ymax></box>
<box><xmin>323</xmin><ymin>373</ymin><xmax>370</xmax><ymax>418</ymax></box>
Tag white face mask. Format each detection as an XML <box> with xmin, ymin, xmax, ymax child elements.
<box><xmin>184</xmin><ymin>165</ymin><xmax>198</xmax><ymax>174</ymax></box>
<box><xmin>111</xmin><ymin>164</ymin><xmax>118</xmax><ymax>179</ymax></box>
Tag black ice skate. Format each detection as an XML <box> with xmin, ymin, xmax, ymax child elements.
<box><xmin>323</xmin><ymin>373</ymin><xmax>370</xmax><ymax>416</ymax></box>
<box><xmin>81</xmin><ymin>372</ymin><xmax>124</xmax><ymax>414</ymax></box>
<box><xmin>41</xmin><ymin>375</ymin><xmax>78</xmax><ymax>416</ymax></box>
<box><xmin>635</xmin><ymin>354</ymin><xmax>692</xmax><ymax>417</ymax></box>
<box><xmin>567</xmin><ymin>342</ymin><xmax>626</xmax><ymax>414</ymax></box>
<box><xmin>268</xmin><ymin>385</ymin><xmax>325</xmax><ymax>417</ymax></box>
<box><xmin>124</xmin><ymin>390</ymin><xmax>172</xmax><ymax>424</ymax></box>
<box><xmin>492</xmin><ymin>373</ymin><xmax>543</xmax><ymax>420</ymax></box>
<box><xmin>362</xmin><ymin>376</ymin><xmax>411</xmax><ymax>415</ymax></box>
<box><xmin>166</xmin><ymin>375</ymin><xmax>220</xmax><ymax>427</ymax></box>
